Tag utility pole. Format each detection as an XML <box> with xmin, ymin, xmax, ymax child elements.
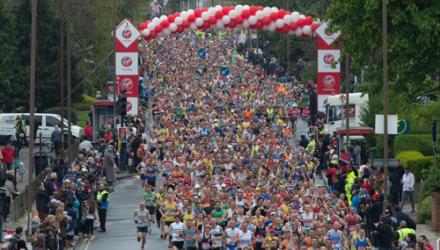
<box><xmin>382</xmin><ymin>0</ymin><xmax>389</xmax><ymax>209</ymax></box>
<box><xmin>113</xmin><ymin>0</ymin><xmax>117</xmax><ymax>128</ymax></box>
<box><xmin>27</xmin><ymin>0</ymin><xmax>37</xmax><ymax>236</ymax></box>
<box><xmin>59</xmin><ymin>0</ymin><xmax>65</xmax><ymax>161</ymax></box>
<box><xmin>66</xmin><ymin>0</ymin><xmax>72</xmax><ymax>163</ymax></box>
<box><xmin>345</xmin><ymin>56</ymin><xmax>350</xmax><ymax>152</ymax></box>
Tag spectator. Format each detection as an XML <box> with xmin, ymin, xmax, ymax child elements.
<box><xmin>84</xmin><ymin>122</ymin><xmax>93</xmax><ymax>141</ymax></box>
<box><xmin>1</xmin><ymin>142</ymin><xmax>15</xmax><ymax>171</ymax></box>
<box><xmin>401</xmin><ymin>168</ymin><xmax>415</xmax><ymax>213</ymax></box>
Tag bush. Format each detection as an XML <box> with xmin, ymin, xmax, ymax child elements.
<box><xmin>395</xmin><ymin>151</ymin><xmax>433</xmax><ymax>181</ymax></box>
<box><xmin>72</xmin><ymin>102</ymin><xmax>91</xmax><ymax>111</ymax></box>
<box><xmin>394</xmin><ymin>135</ymin><xmax>434</xmax><ymax>156</ymax></box>
<box><xmin>418</xmin><ymin>156</ymin><xmax>440</xmax><ymax>201</ymax></box>
<box><xmin>82</xmin><ymin>95</ymin><xmax>96</xmax><ymax>105</ymax></box>
<box><xmin>416</xmin><ymin>196</ymin><xmax>432</xmax><ymax>224</ymax></box>
<box><xmin>405</xmin><ymin>156</ymin><xmax>433</xmax><ymax>181</ymax></box>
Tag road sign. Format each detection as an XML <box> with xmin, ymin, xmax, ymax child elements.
<box><xmin>115</xmin><ymin>19</ymin><xmax>140</xmax><ymax>49</ymax></box>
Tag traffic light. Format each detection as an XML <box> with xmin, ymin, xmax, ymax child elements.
<box><xmin>118</xmin><ymin>94</ymin><xmax>127</xmax><ymax>118</ymax></box>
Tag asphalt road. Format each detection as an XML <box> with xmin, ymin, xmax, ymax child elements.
<box><xmin>75</xmin><ymin>177</ymin><xmax>167</xmax><ymax>250</ymax></box>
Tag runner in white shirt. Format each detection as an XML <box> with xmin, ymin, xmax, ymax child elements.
<box><xmin>170</xmin><ymin>216</ymin><xmax>185</xmax><ymax>250</ymax></box>
<box><xmin>238</xmin><ymin>222</ymin><xmax>254</xmax><ymax>250</ymax></box>
<box><xmin>133</xmin><ymin>202</ymin><xmax>150</xmax><ymax>250</ymax></box>
<box><xmin>225</xmin><ymin>220</ymin><xmax>241</xmax><ymax>249</ymax></box>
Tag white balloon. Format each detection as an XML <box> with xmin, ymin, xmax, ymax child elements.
<box><xmin>291</xmin><ymin>11</ymin><xmax>300</xmax><ymax>21</ymax></box>
<box><xmin>175</xmin><ymin>16</ymin><xmax>183</xmax><ymax>25</ymax></box>
<box><xmin>255</xmin><ymin>10</ymin><xmax>264</xmax><ymax>20</ymax></box>
<box><xmin>248</xmin><ymin>16</ymin><xmax>257</xmax><ymax>25</ymax></box>
<box><xmin>147</xmin><ymin>23</ymin><xmax>155</xmax><ymax>30</ymax></box>
<box><xmin>243</xmin><ymin>20</ymin><xmax>250</xmax><ymax>28</ymax></box>
<box><xmin>268</xmin><ymin>23</ymin><xmax>276</xmax><ymax>32</ymax></box>
<box><xmin>201</xmin><ymin>11</ymin><xmax>210</xmax><ymax>20</ymax></box>
<box><xmin>164</xmin><ymin>28</ymin><xmax>171</xmax><ymax>35</ymax></box>
<box><xmin>216</xmin><ymin>20</ymin><xmax>224</xmax><ymax>29</ymax></box>
<box><xmin>235</xmin><ymin>5</ymin><xmax>243</xmax><ymax>12</ymax></box>
<box><xmin>214</xmin><ymin>5</ymin><xmax>222</xmax><ymax>12</ymax></box>
<box><xmin>303</xmin><ymin>25</ymin><xmax>312</xmax><ymax>35</ymax></box>
<box><xmin>270</xmin><ymin>7</ymin><xmax>278</xmax><ymax>12</ymax></box>
<box><xmin>141</xmin><ymin>29</ymin><xmax>150</xmax><ymax>36</ymax></box>
<box><xmin>187</xmin><ymin>9</ymin><xmax>194</xmax><ymax>15</ymax></box>
<box><xmin>275</xmin><ymin>19</ymin><xmax>284</xmax><ymax>28</ymax></box>
<box><xmin>295</xmin><ymin>28</ymin><xmax>302</xmax><ymax>37</ymax></box>
<box><xmin>195</xmin><ymin>18</ymin><xmax>204</xmax><ymax>26</ymax></box>
<box><xmin>263</xmin><ymin>7</ymin><xmax>271</xmax><ymax>16</ymax></box>
<box><xmin>160</xmin><ymin>15</ymin><xmax>167</xmax><ymax>21</ymax></box>
<box><xmin>284</xmin><ymin>15</ymin><xmax>294</xmax><ymax>24</ymax></box>
<box><xmin>190</xmin><ymin>23</ymin><xmax>198</xmax><ymax>30</ymax></box>
<box><xmin>152</xmin><ymin>17</ymin><xmax>161</xmax><ymax>25</ymax></box>
<box><xmin>300</xmin><ymin>14</ymin><xmax>306</xmax><ymax>19</ymax></box>
<box><xmin>180</xmin><ymin>11</ymin><xmax>188</xmax><ymax>20</ymax></box>
<box><xmin>229</xmin><ymin>10</ymin><xmax>238</xmax><ymax>18</ymax></box>
<box><xmin>243</xmin><ymin>5</ymin><xmax>250</xmax><ymax>10</ymax></box>
<box><xmin>222</xmin><ymin>15</ymin><xmax>231</xmax><ymax>24</ymax></box>
<box><xmin>169</xmin><ymin>23</ymin><xmax>177</xmax><ymax>32</ymax></box>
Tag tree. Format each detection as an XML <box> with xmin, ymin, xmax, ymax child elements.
<box><xmin>326</xmin><ymin>0</ymin><xmax>440</xmax><ymax>100</ymax></box>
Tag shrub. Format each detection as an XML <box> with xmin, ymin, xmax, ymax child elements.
<box><xmin>405</xmin><ymin>156</ymin><xmax>433</xmax><ymax>181</ymax></box>
<box><xmin>395</xmin><ymin>151</ymin><xmax>424</xmax><ymax>165</ymax></box>
<box><xmin>416</xmin><ymin>196</ymin><xmax>432</xmax><ymax>224</ymax></box>
<box><xmin>394</xmin><ymin>135</ymin><xmax>434</xmax><ymax>156</ymax></box>
<box><xmin>418</xmin><ymin>156</ymin><xmax>440</xmax><ymax>201</ymax></box>
<box><xmin>72</xmin><ymin>102</ymin><xmax>91</xmax><ymax>111</ymax></box>
<box><xmin>83</xmin><ymin>95</ymin><xmax>97</xmax><ymax>105</ymax></box>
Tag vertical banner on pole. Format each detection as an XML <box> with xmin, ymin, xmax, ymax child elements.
<box><xmin>115</xmin><ymin>19</ymin><xmax>140</xmax><ymax>116</ymax></box>
<box><xmin>316</xmin><ymin>22</ymin><xmax>342</xmax><ymax>112</ymax></box>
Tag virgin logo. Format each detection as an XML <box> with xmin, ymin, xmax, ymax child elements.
<box><xmin>127</xmin><ymin>101</ymin><xmax>133</xmax><ymax>111</ymax></box>
<box><xmin>122</xmin><ymin>29</ymin><xmax>132</xmax><ymax>39</ymax></box>
<box><xmin>121</xmin><ymin>56</ymin><xmax>132</xmax><ymax>67</ymax></box>
<box><xmin>323</xmin><ymin>75</ymin><xmax>335</xmax><ymax>88</ymax></box>
<box><xmin>323</xmin><ymin>54</ymin><xmax>335</xmax><ymax>65</ymax></box>
<box><xmin>121</xmin><ymin>78</ymin><xmax>133</xmax><ymax>91</ymax></box>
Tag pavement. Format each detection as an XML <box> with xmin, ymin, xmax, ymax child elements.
<box><xmin>75</xmin><ymin>176</ymin><xmax>167</xmax><ymax>250</ymax></box>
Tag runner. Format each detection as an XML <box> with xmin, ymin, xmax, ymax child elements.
<box><xmin>169</xmin><ymin>216</ymin><xmax>185</xmax><ymax>250</ymax></box>
<box><xmin>133</xmin><ymin>202</ymin><xmax>150</xmax><ymax>250</ymax></box>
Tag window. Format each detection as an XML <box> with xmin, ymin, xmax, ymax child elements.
<box><xmin>46</xmin><ymin>116</ymin><xmax>61</xmax><ymax>127</ymax></box>
<box><xmin>328</xmin><ymin>106</ymin><xmax>342</xmax><ymax>122</ymax></box>
<box><xmin>25</xmin><ymin>115</ymin><xmax>42</xmax><ymax>126</ymax></box>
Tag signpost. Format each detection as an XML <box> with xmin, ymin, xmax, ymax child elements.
<box><xmin>316</xmin><ymin>22</ymin><xmax>342</xmax><ymax>112</ymax></box>
<box><xmin>115</xmin><ymin>19</ymin><xmax>140</xmax><ymax>116</ymax></box>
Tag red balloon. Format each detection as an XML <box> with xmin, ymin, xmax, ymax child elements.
<box><xmin>241</xmin><ymin>9</ymin><xmax>250</xmax><ymax>19</ymax></box>
<box><xmin>275</xmin><ymin>27</ymin><xmax>283</xmax><ymax>33</ymax></box>
<box><xmin>234</xmin><ymin>16</ymin><xmax>243</xmax><ymax>25</ymax></box>
<box><xmin>311</xmin><ymin>23</ymin><xmax>319</xmax><ymax>31</ymax></box>
<box><xmin>262</xmin><ymin>16</ymin><xmax>271</xmax><ymax>26</ymax></box>
<box><xmin>168</xmin><ymin>15</ymin><xmax>176</xmax><ymax>23</ymax></box>
<box><xmin>215</xmin><ymin>11</ymin><xmax>223</xmax><ymax>19</ymax></box>
<box><xmin>289</xmin><ymin>22</ymin><xmax>298</xmax><ymax>30</ymax></box>
<box><xmin>150</xmin><ymin>31</ymin><xmax>157</xmax><ymax>39</ymax></box>
<box><xmin>177</xmin><ymin>26</ymin><xmax>184</xmax><ymax>32</ymax></box>
<box><xmin>281</xmin><ymin>25</ymin><xmax>289</xmax><ymax>33</ymax></box>
<box><xmin>202</xmin><ymin>22</ymin><xmax>211</xmax><ymax>30</ymax></box>
<box><xmin>270</xmin><ymin>12</ymin><xmax>278</xmax><ymax>21</ymax></box>
<box><xmin>277</xmin><ymin>10</ymin><xmax>287</xmax><ymax>19</ymax></box>
<box><xmin>297</xmin><ymin>19</ymin><xmax>306</xmax><ymax>26</ymax></box>
<box><xmin>161</xmin><ymin>19</ymin><xmax>170</xmax><ymax>28</ymax></box>
<box><xmin>256</xmin><ymin>21</ymin><xmax>263</xmax><ymax>29</ymax></box>
<box><xmin>188</xmin><ymin>14</ymin><xmax>195</xmax><ymax>22</ymax></box>
<box><xmin>154</xmin><ymin>25</ymin><xmax>163</xmax><ymax>33</ymax></box>
<box><xmin>209</xmin><ymin>16</ymin><xmax>217</xmax><ymax>25</ymax></box>
<box><xmin>249</xmin><ymin>24</ymin><xmax>256</xmax><ymax>29</ymax></box>
<box><xmin>182</xmin><ymin>20</ymin><xmax>190</xmax><ymax>28</ymax></box>
<box><xmin>305</xmin><ymin>16</ymin><xmax>313</xmax><ymax>25</ymax></box>
<box><xmin>257</xmin><ymin>6</ymin><xmax>264</xmax><ymax>11</ymax></box>
<box><xmin>139</xmin><ymin>22</ymin><xmax>147</xmax><ymax>30</ymax></box>
<box><xmin>222</xmin><ymin>7</ymin><xmax>230</xmax><ymax>15</ymax></box>
<box><xmin>250</xmin><ymin>6</ymin><xmax>257</xmax><ymax>15</ymax></box>
<box><xmin>194</xmin><ymin>9</ymin><xmax>203</xmax><ymax>17</ymax></box>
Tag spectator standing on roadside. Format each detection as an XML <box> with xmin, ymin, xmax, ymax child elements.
<box><xmin>401</xmin><ymin>168</ymin><xmax>415</xmax><ymax>213</ymax></box>
<box><xmin>1</xmin><ymin>141</ymin><xmax>15</xmax><ymax>171</ymax></box>
<box><xmin>51</xmin><ymin>125</ymin><xmax>62</xmax><ymax>157</ymax></box>
<box><xmin>103</xmin><ymin>145</ymin><xmax>116</xmax><ymax>184</ymax></box>
<box><xmin>84</xmin><ymin>122</ymin><xmax>93</xmax><ymax>141</ymax></box>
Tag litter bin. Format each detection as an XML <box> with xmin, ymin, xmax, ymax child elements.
<box><xmin>34</xmin><ymin>152</ymin><xmax>48</xmax><ymax>177</ymax></box>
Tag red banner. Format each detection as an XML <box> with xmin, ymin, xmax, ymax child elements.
<box><xmin>116</xmin><ymin>75</ymin><xmax>139</xmax><ymax>97</ymax></box>
<box><xmin>317</xmin><ymin>72</ymin><xmax>341</xmax><ymax>95</ymax></box>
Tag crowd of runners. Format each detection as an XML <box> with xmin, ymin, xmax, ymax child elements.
<box><xmin>130</xmin><ymin>30</ymin><xmax>435</xmax><ymax>250</ymax></box>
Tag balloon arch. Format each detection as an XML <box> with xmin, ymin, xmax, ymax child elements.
<box><xmin>138</xmin><ymin>5</ymin><xmax>321</xmax><ymax>40</ymax></box>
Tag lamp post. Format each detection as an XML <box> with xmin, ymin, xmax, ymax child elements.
<box><xmin>382</xmin><ymin>0</ymin><xmax>390</xmax><ymax>209</ymax></box>
<box><xmin>27</xmin><ymin>0</ymin><xmax>37</xmax><ymax>236</ymax></box>
<box><xmin>66</xmin><ymin>0</ymin><xmax>72</xmax><ymax>163</ymax></box>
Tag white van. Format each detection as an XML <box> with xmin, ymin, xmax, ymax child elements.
<box><xmin>324</xmin><ymin>93</ymin><xmax>369</xmax><ymax>134</ymax></box>
<box><xmin>0</xmin><ymin>113</ymin><xmax>83</xmax><ymax>143</ymax></box>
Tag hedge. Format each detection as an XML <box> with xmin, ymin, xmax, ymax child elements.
<box><xmin>417</xmin><ymin>196</ymin><xmax>432</xmax><ymax>224</ymax></box>
<box><xmin>395</xmin><ymin>151</ymin><xmax>433</xmax><ymax>181</ymax></box>
<box><xmin>394</xmin><ymin>134</ymin><xmax>434</xmax><ymax>156</ymax></box>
